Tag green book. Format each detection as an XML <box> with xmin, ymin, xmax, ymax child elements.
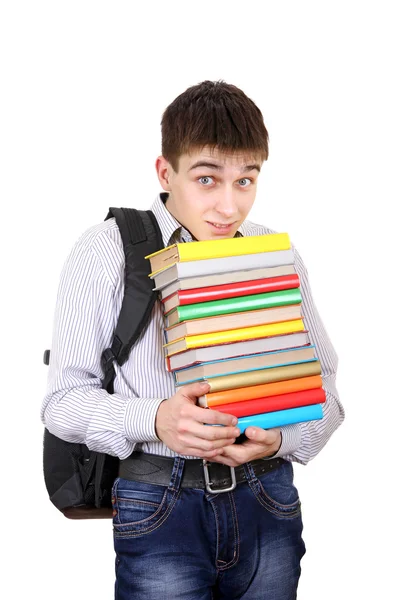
<box><xmin>165</xmin><ymin>288</ymin><xmax>302</xmax><ymax>326</ymax></box>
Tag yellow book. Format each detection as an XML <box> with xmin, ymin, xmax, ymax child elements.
<box><xmin>146</xmin><ymin>233</ymin><xmax>291</xmax><ymax>276</ymax></box>
<box><xmin>164</xmin><ymin>318</ymin><xmax>305</xmax><ymax>357</ymax></box>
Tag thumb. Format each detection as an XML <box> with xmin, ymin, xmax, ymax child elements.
<box><xmin>180</xmin><ymin>381</ymin><xmax>210</xmax><ymax>402</ymax></box>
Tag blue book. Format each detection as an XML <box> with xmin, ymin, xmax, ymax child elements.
<box><xmin>236</xmin><ymin>403</ymin><xmax>323</xmax><ymax>433</ymax></box>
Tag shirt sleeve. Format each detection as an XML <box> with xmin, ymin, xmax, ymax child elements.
<box><xmin>40</xmin><ymin>228</ymin><xmax>165</xmax><ymax>460</ymax></box>
<box><xmin>273</xmin><ymin>245</ymin><xmax>345</xmax><ymax>464</ymax></box>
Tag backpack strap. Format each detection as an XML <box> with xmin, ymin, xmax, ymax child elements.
<box><xmin>101</xmin><ymin>207</ymin><xmax>164</xmax><ymax>393</ymax></box>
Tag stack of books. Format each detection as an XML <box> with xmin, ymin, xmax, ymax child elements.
<box><xmin>146</xmin><ymin>233</ymin><xmax>325</xmax><ymax>434</ymax></box>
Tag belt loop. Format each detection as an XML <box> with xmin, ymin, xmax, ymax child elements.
<box><xmin>242</xmin><ymin>461</ymin><xmax>258</xmax><ymax>484</ymax></box>
<box><xmin>168</xmin><ymin>456</ymin><xmax>185</xmax><ymax>492</ymax></box>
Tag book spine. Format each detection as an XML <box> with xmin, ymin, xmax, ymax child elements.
<box><xmin>168</xmin><ymin>288</ymin><xmax>302</xmax><ymax>322</ymax></box>
<box><xmin>207</xmin><ymin>388</ymin><xmax>326</xmax><ymax>417</ymax></box>
<box><xmin>207</xmin><ymin>360</ymin><xmax>322</xmax><ymax>393</ymax></box>
<box><xmin>236</xmin><ymin>403</ymin><xmax>324</xmax><ymax>433</ymax></box>
<box><xmin>173</xmin><ymin>274</ymin><xmax>300</xmax><ymax>306</ymax></box>
<box><xmin>199</xmin><ymin>374</ymin><xmax>323</xmax><ymax>407</ymax></box>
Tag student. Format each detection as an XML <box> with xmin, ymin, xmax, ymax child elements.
<box><xmin>41</xmin><ymin>80</ymin><xmax>344</xmax><ymax>599</ymax></box>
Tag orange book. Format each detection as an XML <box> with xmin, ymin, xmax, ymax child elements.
<box><xmin>207</xmin><ymin>387</ymin><xmax>326</xmax><ymax>418</ymax></box>
<box><xmin>198</xmin><ymin>375</ymin><xmax>322</xmax><ymax>407</ymax></box>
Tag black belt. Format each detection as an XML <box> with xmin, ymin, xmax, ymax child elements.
<box><xmin>119</xmin><ymin>452</ymin><xmax>285</xmax><ymax>494</ymax></box>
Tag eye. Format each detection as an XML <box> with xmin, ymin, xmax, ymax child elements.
<box><xmin>198</xmin><ymin>176</ymin><xmax>214</xmax><ymax>186</ymax></box>
<box><xmin>238</xmin><ymin>178</ymin><xmax>252</xmax><ymax>187</ymax></box>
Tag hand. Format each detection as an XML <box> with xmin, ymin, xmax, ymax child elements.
<box><xmin>210</xmin><ymin>426</ymin><xmax>282</xmax><ymax>468</ymax></box>
<box><xmin>155</xmin><ymin>382</ymin><xmax>241</xmax><ymax>458</ymax></box>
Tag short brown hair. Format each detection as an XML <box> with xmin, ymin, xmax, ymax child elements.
<box><xmin>161</xmin><ymin>80</ymin><xmax>269</xmax><ymax>171</ymax></box>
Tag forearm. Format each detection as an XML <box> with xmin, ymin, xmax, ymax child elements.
<box><xmin>41</xmin><ymin>382</ymin><xmax>165</xmax><ymax>459</ymax></box>
<box><xmin>274</xmin><ymin>377</ymin><xmax>344</xmax><ymax>464</ymax></box>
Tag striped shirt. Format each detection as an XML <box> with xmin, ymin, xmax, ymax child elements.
<box><xmin>41</xmin><ymin>193</ymin><xmax>344</xmax><ymax>464</ymax></box>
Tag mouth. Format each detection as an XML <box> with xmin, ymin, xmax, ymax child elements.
<box><xmin>206</xmin><ymin>221</ymin><xmax>236</xmax><ymax>231</ymax></box>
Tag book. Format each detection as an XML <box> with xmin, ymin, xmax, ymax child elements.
<box><xmin>158</xmin><ymin>265</ymin><xmax>297</xmax><ymax>299</ymax></box>
<box><xmin>165</xmin><ymin>305</ymin><xmax>303</xmax><ymax>344</ymax></box>
<box><xmin>236</xmin><ymin>403</ymin><xmax>324</xmax><ymax>433</ymax></box>
<box><xmin>167</xmin><ymin>330</ymin><xmax>311</xmax><ymax>371</ymax></box>
<box><xmin>146</xmin><ymin>233</ymin><xmax>291</xmax><ymax>275</ymax></box>
<box><xmin>205</xmin><ymin>360</ymin><xmax>322</xmax><ymax>393</ymax></box>
<box><xmin>150</xmin><ymin>249</ymin><xmax>295</xmax><ymax>290</ymax></box>
<box><xmin>162</xmin><ymin>274</ymin><xmax>300</xmax><ymax>313</ymax></box>
<box><xmin>198</xmin><ymin>374</ymin><xmax>323</xmax><ymax>407</ymax></box>
<box><xmin>206</xmin><ymin>387</ymin><xmax>326</xmax><ymax>417</ymax></box>
<box><xmin>164</xmin><ymin>319</ymin><xmax>305</xmax><ymax>357</ymax></box>
<box><xmin>165</xmin><ymin>288</ymin><xmax>302</xmax><ymax>327</ymax></box>
<box><xmin>174</xmin><ymin>346</ymin><xmax>317</xmax><ymax>385</ymax></box>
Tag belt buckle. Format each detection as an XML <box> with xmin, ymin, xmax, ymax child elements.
<box><xmin>202</xmin><ymin>460</ymin><xmax>237</xmax><ymax>494</ymax></box>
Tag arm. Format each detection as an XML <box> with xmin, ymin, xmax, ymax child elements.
<box><xmin>40</xmin><ymin>226</ymin><xmax>165</xmax><ymax>459</ymax></box>
<box><xmin>273</xmin><ymin>245</ymin><xmax>345</xmax><ymax>464</ymax></box>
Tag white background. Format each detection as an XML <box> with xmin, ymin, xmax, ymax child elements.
<box><xmin>1</xmin><ymin>1</ymin><xmax>399</xmax><ymax>598</ymax></box>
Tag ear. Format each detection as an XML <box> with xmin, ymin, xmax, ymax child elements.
<box><xmin>155</xmin><ymin>155</ymin><xmax>173</xmax><ymax>191</ymax></box>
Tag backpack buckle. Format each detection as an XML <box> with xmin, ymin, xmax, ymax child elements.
<box><xmin>101</xmin><ymin>348</ymin><xmax>116</xmax><ymax>372</ymax></box>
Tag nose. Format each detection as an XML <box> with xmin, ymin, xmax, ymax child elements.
<box><xmin>214</xmin><ymin>186</ymin><xmax>237</xmax><ymax>218</ymax></box>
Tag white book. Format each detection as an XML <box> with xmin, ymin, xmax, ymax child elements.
<box><xmin>159</xmin><ymin>264</ymin><xmax>297</xmax><ymax>300</ymax></box>
<box><xmin>167</xmin><ymin>330</ymin><xmax>310</xmax><ymax>371</ymax></box>
<box><xmin>152</xmin><ymin>249</ymin><xmax>295</xmax><ymax>291</ymax></box>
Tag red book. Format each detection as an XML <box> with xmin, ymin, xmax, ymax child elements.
<box><xmin>207</xmin><ymin>387</ymin><xmax>326</xmax><ymax>417</ymax></box>
<box><xmin>162</xmin><ymin>274</ymin><xmax>300</xmax><ymax>313</ymax></box>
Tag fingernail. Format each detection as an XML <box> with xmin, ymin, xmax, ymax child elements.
<box><xmin>231</xmin><ymin>417</ymin><xmax>238</xmax><ymax>426</ymax></box>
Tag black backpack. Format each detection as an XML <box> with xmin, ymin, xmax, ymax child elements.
<box><xmin>43</xmin><ymin>207</ymin><xmax>164</xmax><ymax>519</ymax></box>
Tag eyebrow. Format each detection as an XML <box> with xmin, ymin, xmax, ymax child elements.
<box><xmin>188</xmin><ymin>161</ymin><xmax>261</xmax><ymax>173</ymax></box>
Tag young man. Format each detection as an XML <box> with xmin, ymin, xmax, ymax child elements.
<box><xmin>42</xmin><ymin>80</ymin><xmax>344</xmax><ymax>599</ymax></box>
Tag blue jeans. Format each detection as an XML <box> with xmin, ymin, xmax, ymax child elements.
<box><xmin>112</xmin><ymin>458</ymin><xmax>305</xmax><ymax>599</ymax></box>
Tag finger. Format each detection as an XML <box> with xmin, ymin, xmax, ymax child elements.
<box><xmin>245</xmin><ymin>426</ymin><xmax>280</xmax><ymax>444</ymax></box>
<box><xmin>209</xmin><ymin>453</ymin><xmax>239</xmax><ymax>468</ymax></box>
<box><xmin>177</xmin><ymin>429</ymin><xmax>238</xmax><ymax>451</ymax></box>
<box><xmin>210</xmin><ymin>442</ymin><xmax>267</xmax><ymax>467</ymax></box>
<box><xmin>201</xmin><ymin>448</ymin><xmax>226</xmax><ymax>459</ymax></box>
<box><xmin>183</xmin><ymin>435</ymin><xmax>238</xmax><ymax>453</ymax></box>
<box><xmin>179</xmin><ymin>444</ymin><xmax>233</xmax><ymax>459</ymax></box>
<box><xmin>187</xmin><ymin>421</ymin><xmax>241</xmax><ymax>442</ymax></box>
<box><xmin>191</xmin><ymin>405</ymin><xmax>239</xmax><ymax>427</ymax></box>
<box><xmin>179</xmin><ymin>382</ymin><xmax>210</xmax><ymax>402</ymax></box>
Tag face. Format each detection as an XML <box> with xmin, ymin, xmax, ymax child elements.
<box><xmin>155</xmin><ymin>146</ymin><xmax>263</xmax><ymax>241</ymax></box>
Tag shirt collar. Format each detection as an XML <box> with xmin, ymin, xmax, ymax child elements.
<box><xmin>150</xmin><ymin>193</ymin><xmax>189</xmax><ymax>247</ymax></box>
<box><xmin>150</xmin><ymin>192</ymin><xmax>244</xmax><ymax>247</ymax></box>
<box><xmin>237</xmin><ymin>223</ymin><xmax>245</xmax><ymax>237</ymax></box>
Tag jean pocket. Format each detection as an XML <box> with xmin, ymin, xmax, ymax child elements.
<box><xmin>112</xmin><ymin>477</ymin><xmax>179</xmax><ymax>538</ymax></box>
<box><xmin>250</xmin><ymin>462</ymin><xmax>301</xmax><ymax>519</ymax></box>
